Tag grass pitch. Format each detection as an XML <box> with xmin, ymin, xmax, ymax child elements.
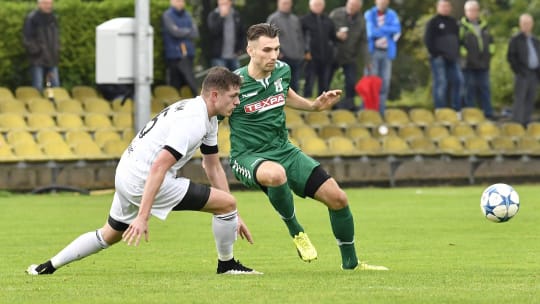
<box><xmin>1</xmin><ymin>185</ymin><xmax>539</xmax><ymax>303</ymax></box>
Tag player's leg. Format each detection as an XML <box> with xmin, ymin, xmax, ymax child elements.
<box><xmin>172</xmin><ymin>181</ymin><xmax>261</xmax><ymax>274</ymax></box>
<box><xmin>308</xmin><ymin>169</ymin><xmax>388</xmax><ymax>271</ymax></box>
<box><xmin>26</xmin><ymin>193</ymin><xmax>130</xmax><ymax>275</ymax></box>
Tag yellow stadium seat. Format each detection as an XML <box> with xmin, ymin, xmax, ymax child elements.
<box><xmin>72</xmin><ymin>141</ymin><xmax>107</xmax><ymax>160</ymax></box>
<box><xmin>94</xmin><ymin>130</ymin><xmax>122</xmax><ymax>148</ymax></box>
<box><xmin>425</xmin><ymin>124</ymin><xmax>450</xmax><ymax>142</ymax></box>
<box><xmin>113</xmin><ymin>113</ymin><xmax>133</xmax><ymax>129</ymax></box>
<box><xmin>438</xmin><ymin>136</ymin><xmax>465</xmax><ymax>156</ymax></box>
<box><xmin>27</xmin><ymin>113</ymin><xmax>57</xmax><ymax>131</ymax></box>
<box><xmin>65</xmin><ymin>130</ymin><xmax>95</xmax><ymax>146</ymax></box>
<box><xmin>218</xmin><ymin>137</ymin><xmax>231</xmax><ymax>158</ymax></box>
<box><xmin>44</xmin><ymin>87</ymin><xmax>71</xmax><ymax>101</ymax></box>
<box><xmin>15</xmin><ymin>86</ymin><xmax>41</xmax><ymax>103</ymax></box>
<box><xmin>42</xmin><ymin>141</ymin><xmax>76</xmax><ymax>160</ymax></box>
<box><xmin>516</xmin><ymin>137</ymin><xmax>540</xmax><ymax>155</ymax></box>
<box><xmin>461</xmin><ymin>107</ymin><xmax>485</xmax><ymax>126</ymax></box>
<box><xmin>345</xmin><ymin>124</ymin><xmax>371</xmax><ymax>141</ymax></box>
<box><xmin>291</xmin><ymin>125</ymin><xmax>319</xmax><ymax>141</ymax></box>
<box><xmin>0</xmin><ymin>144</ymin><xmax>16</xmax><ymax>161</ymax></box>
<box><xmin>103</xmin><ymin>139</ymin><xmax>129</xmax><ymax>157</ymax></box>
<box><xmin>12</xmin><ymin>141</ymin><xmax>45</xmax><ymax>160</ymax></box>
<box><xmin>56</xmin><ymin>99</ymin><xmax>84</xmax><ymax>114</ymax></box>
<box><xmin>57</xmin><ymin>113</ymin><xmax>86</xmax><ymax>131</ymax></box>
<box><xmin>526</xmin><ymin>122</ymin><xmax>540</xmax><ymax>140</ymax></box>
<box><xmin>381</xmin><ymin>135</ymin><xmax>411</xmax><ymax>155</ymax></box>
<box><xmin>0</xmin><ymin>100</ymin><xmax>27</xmax><ymax>114</ymax></box>
<box><xmin>83</xmin><ymin>97</ymin><xmax>112</xmax><ymax>114</ymax></box>
<box><xmin>397</xmin><ymin>125</ymin><xmax>424</xmax><ymax>141</ymax></box>
<box><xmin>355</xmin><ymin>137</ymin><xmax>381</xmax><ymax>156</ymax></box>
<box><xmin>151</xmin><ymin>98</ymin><xmax>167</xmax><ymax>116</ymax></box>
<box><xmin>450</xmin><ymin>123</ymin><xmax>475</xmax><ymax>140</ymax></box>
<box><xmin>85</xmin><ymin>113</ymin><xmax>113</xmax><ymax>130</ymax></box>
<box><xmin>384</xmin><ymin>108</ymin><xmax>410</xmax><ymax>127</ymax></box>
<box><xmin>36</xmin><ymin>130</ymin><xmax>65</xmax><ymax>145</ymax></box>
<box><xmin>122</xmin><ymin>128</ymin><xmax>135</xmax><ymax>141</ymax></box>
<box><xmin>0</xmin><ymin>87</ymin><xmax>15</xmax><ymax>101</ymax></box>
<box><xmin>318</xmin><ymin>125</ymin><xmax>343</xmax><ymax>139</ymax></box>
<box><xmin>409</xmin><ymin>108</ymin><xmax>435</xmax><ymax>127</ymax></box>
<box><xmin>285</xmin><ymin>110</ymin><xmax>305</xmax><ymax>128</ymax></box>
<box><xmin>490</xmin><ymin>136</ymin><xmax>516</xmax><ymax>155</ymax></box>
<box><xmin>111</xmin><ymin>98</ymin><xmax>133</xmax><ymax>113</ymax></box>
<box><xmin>357</xmin><ymin>110</ymin><xmax>383</xmax><ymax>127</ymax></box>
<box><xmin>500</xmin><ymin>122</ymin><xmax>525</xmax><ymax>140</ymax></box>
<box><xmin>300</xmin><ymin>137</ymin><xmax>328</xmax><ymax>156</ymax></box>
<box><xmin>464</xmin><ymin>136</ymin><xmax>494</xmax><ymax>157</ymax></box>
<box><xmin>154</xmin><ymin>85</ymin><xmax>180</xmax><ymax>105</ymax></box>
<box><xmin>409</xmin><ymin>137</ymin><xmax>438</xmax><ymax>155</ymax></box>
<box><xmin>7</xmin><ymin>130</ymin><xmax>35</xmax><ymax>145</ymax></box>
<box><xmin>304</xmin><ymin>111</ymin><xmax>330</xmax><ymax>127</ymax></box>
<box><xmin>476</xmin><ymin>121</ymin><xmax>500</xmax><ymax>140</ymax></box>
<box><xmin>27</xmin><ymin>98</ymin><xmax>56</xmax><ymax>114</ymax></box>
<box><xmin>72</xmin><ymin>85</ymin><xmax>98</xmax><ymax>101</ymax></box>
<box><xmin>372</xmin><ymin>124</ymin><xmax>396</xmax><ymax>139</ymax></box>
<box><xmin>179</xmin><ymin>85</ymin><xmax>194</xmax><ymax>100</ymax></box>
<box><xmin>327</xmin><ymin>136</ymin><xmax>357</xmax><ymax>156</ymax></box>
<box><xmin>435</xmin><ymin>108</ymin><xmax>459</xmax><ymax>127</ymax></box>
<box><xmin>0</xmin><ymin>113</ymin><xmax>28</xmax><ymax>131</ymax></box>
<box><xmin>330</xmin><ymin>109</ymin><xmax>357</xmax><ymax>127</ymax></box>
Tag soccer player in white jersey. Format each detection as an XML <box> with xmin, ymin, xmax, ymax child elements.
<box><xmin>26</xmin><ymin>67</ymin><xmax>261</xmax><ymax>275</ymax></box>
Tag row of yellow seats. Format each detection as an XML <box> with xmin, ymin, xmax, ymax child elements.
<box><xmin>285</xmin><ymin>107</ymin><xmax>491</xmax><ymax>129</ymax></box>
<box><xmin>0</xmin><ymin>97</ymin><xmax>133</xmax><ymax>116</ymax></box>
<box><xmin>0</xmin><ymin>112</ymin><xmax>132</xmax><ymax>132</ymax></box>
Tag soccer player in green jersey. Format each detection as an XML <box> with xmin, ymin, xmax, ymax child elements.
<box><xmin>229</xmin><ymin>23</ymin><xmax>388</xmax><ymax>271</ymax></box>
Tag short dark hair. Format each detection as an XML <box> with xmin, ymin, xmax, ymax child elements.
<box><xmin>246</xmin><ymin>23</ymin><xmax>280</xmax><ymax>42</ymax></box>
<box><xmin>202</xmin><ymin>66</ymin><xmax>242</xmax><ymax>93</ymax></box>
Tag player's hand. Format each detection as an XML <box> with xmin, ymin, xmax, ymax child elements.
<box><xmin>122</xmin><ymin>216</ymin><xmax>149</xmax><ymax>246</ymax></box>
<box><xmin>313</xmin><ymin>90</ymin><xmax>342</xmax><ymax>111</ymax></box>
<box><xmin>237</xmin><ymin>216</ymin><xmax>253</xmax><ymax>244</ymax></box>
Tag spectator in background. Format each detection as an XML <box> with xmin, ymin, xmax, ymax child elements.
<box><xmin>459</xmin><ymin>0</ymin><xmax>495</xmax><ymax>120</ymax></box>
<box><xmin>267</xmin><ymin>0</ymin><xmax>305</xmax><ymax>92</ymax></box>
<box><xmin>23</xmin><ymin>0</ymin><xmax>60</xmax><ymax>93</ymax></box>
<box><xmin>162</xmin><ymin>0</ymin><xmax>199</xmax><ymax>97</ymax></box>
<box><xmin>207</xmin><ymin>0</ymin><xmax>245</xmax><ymax>71</ymax></box>
<box><xmin>424</xmin><ymin>0</ymin><xmax>464</xmax><ymax>111</ymax></box>
<box><xmin>507</xmin><ymin>13</ymin><xmax>540</xmax><ymax>126</ymax></box>
<box><xmin>364</xmin><ymin>0</ymin><xmax>401</xmax><ymax>114</ymax></box>
<box><xmin>301</xmin><ymin>0</ymin><xmax>337</xmax><ymax>98</ymax></box>
<box><xmin>329</xmin><ymin>0</ymin><xmax>368</xmax><ymax>112</ymax></box>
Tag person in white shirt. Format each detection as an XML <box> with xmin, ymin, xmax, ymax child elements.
<box><xmin>26</xmin><ymin>67</ymin><xmax>262</xmax><ymax>276</ymax></box>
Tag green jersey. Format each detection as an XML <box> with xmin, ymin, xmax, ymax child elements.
<box><xmin>230</xmin><ymin>61</ymin><xmax>291</xmax><ymax>157</ymax></box>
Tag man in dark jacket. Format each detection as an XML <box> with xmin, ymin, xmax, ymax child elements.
<box><xmin>507</xmin><ymin>13</ymin><xmax>540</xmax><ymax>126</ymax></box>
<box><xmin>329</xmin><ymin>0</ymin><xmax>368</xmax><ymax>112</ymax></box>
<box><xmin>207</xmin><ymin>0</ymin><xmax>245</xmax><ymax>71</ymax></box>
<box><xmin>162</xmin><ymin>0</ymin><xmax>199</xmax><ymax>97</ymax></box>
<box><xmin>424</xmin><ymin>0</ymin><xmax>464</xmax><ymax>111</ymax></box>
<box><xmin>460</xmin><ymin>0</ymin><xmax>495</xmax><ymax>119</ymax></box>
<box><xmin>23</xmin><ymin>0</ymin><xmax>60</xmax><ymax>92</ymax></box>
<box><xmin>301</xmin><ymin>0</ymin><xmax>337</xmax><ymax>98</ymax></box>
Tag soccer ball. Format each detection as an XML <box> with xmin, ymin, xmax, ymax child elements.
<box><xmin>480</xmin><ymin>183</ymin><xmax>520</xmax><ymax>223</ymax></box>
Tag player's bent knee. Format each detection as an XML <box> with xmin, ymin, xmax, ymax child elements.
<box><xmin>101</xmin><ymin>222</ymin><xmax>124</xmax><ymax>245</ymax></box>
<box><xmin>203</xmin><ymin>188</ymin><xmax>237</xmax><ymax>214</ymax></box>
<box><xmin>329</xmin><ymin>189</ymin><xmax>349</xmax><ymax>210</ymax></box>
<box><xmin>256</xmin><ymin>161</ymin><xmax>287</xmax><ymax>186</ymax></box>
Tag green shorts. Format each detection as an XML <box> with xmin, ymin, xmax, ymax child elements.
<box><xmin>230</xmin><ymin>143</ymin><xmax>319</xmax><ymax>197</ymax></box>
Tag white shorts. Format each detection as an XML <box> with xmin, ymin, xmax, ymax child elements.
<box><xmin>109</xmin><ymin>174</ymin><xmax>190</xmax><ymax>224</ymax></box>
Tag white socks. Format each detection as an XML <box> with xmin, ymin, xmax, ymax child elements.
<box><xmin>50</xmin><ymin>229</ymin><xmax>110</xmax><ymax>269</ymax></box>
<box><xmin>212</xmin><ymin>210</ymin><xmax>238</xmax><ymax>261</ymax></box>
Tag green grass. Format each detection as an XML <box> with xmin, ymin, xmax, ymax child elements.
<box><xmin>1</xmin><ymin>185</ymin><xmax>539</xmax><ymax>303</ymax></box>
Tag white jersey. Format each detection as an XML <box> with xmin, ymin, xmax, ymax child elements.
<box><xmin>116</xmin><ymin>96</ymin><xmax>218</xmax><ymax>191</ymax></box>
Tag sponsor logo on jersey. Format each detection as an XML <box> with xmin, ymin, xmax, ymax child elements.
<box><xmin>243</xmin><ymin>93</ymin><xmax>285</xmax><ymax>113</ymax></box>
<box><xmin>242</xmin><ymin>91</ymin><xmax>258</xmax><ymax>98</ymax></box>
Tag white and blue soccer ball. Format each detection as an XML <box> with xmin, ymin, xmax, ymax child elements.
<box><xmin>480</xmin><ymin>183</ymin><xmax>520</xmax><ymax>223</ymax></box>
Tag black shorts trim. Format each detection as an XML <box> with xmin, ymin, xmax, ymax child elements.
<box><xmin>172</xmin><ymin>181</ymin><xmax>211</xmax><ymax>211</ymax></box>
<box><xmin>304</xmin><ymin>165</ymin><xmax>331</xmax><ymax>198</ymax></box>
<box><xmin>201</xmin><ymin>144</ymin><xmax>218</xmax><ymax>155</ymax></box>
<box><xmin>163</xmin><ymin>145</ymin><xmax>183</xmax><ymax>161</ymax></box>
<box><xmin>108</xmin><ymin>215</ymin><xmax>130</xmax><ymax>232</ymax></box>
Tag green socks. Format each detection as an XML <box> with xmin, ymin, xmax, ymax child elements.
<box><xmin>267</xmin><ymin>183</ymin><xmax>304</xmax><ymax>237</ymax></box>
<box><xmin>329</xmin><ymin>205</ymin><xmax>358</xmax><ymax>269</ymax></box>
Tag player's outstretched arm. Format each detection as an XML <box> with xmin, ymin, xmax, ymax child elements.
<box><xmin>123</xmin><ymin>149</ymin><xmax>176</xmax><ymax>246</ymax></box>
<box><xmin>286</xmin><ymin>88</ymin><xmax>342</xmax><ymax>112</ymax></box>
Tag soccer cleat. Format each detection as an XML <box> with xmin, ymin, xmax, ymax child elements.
<box><xmin>26</xmin><ymin>261</ymin><xmax>57</xmax><ymax>275</ymax></box>
<box><xmin>216</xmin><ymin>259</ymin><xmax>263</xmax><ymax>275</ymax></box>
<box><xmin>344</xmin><ymin>260</ymin><xmax>389</xmax><ymax>271</ymax></box>
<box><xmin>292</xmin><ymin>232</ymin><xmax>318</xmax><ymax>262</ymax></box>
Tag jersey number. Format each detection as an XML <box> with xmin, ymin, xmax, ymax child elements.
<box><xmin>138</xmin><ymin>107</ymin><xmax>170</xmax><ymax>138</ymax></box>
